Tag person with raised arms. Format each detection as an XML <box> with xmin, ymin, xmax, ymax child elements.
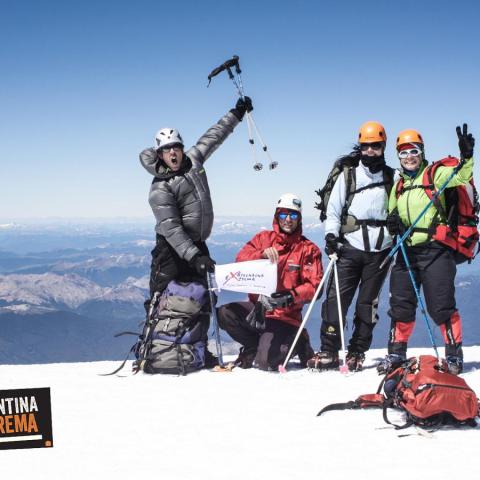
<box><xmin>139</xmin><ymin>96</ymin><xmax>253</xmax><ymax>307</ymax></box>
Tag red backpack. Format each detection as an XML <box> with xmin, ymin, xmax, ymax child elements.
<box><xmin>318</xmin><ymin>355</ymin><xmax>479</xmax><ymax>429</ymax></box>
<box><xmin>396</xmin><ymin>156</ymin><xmax>479</xmax><ymax>262</ymax></box>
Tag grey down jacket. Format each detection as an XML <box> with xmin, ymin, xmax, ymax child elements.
<box><xmin>139</xmin><ymin>111</ymin><xmax>240</xmax><ymax>262</ymax></box>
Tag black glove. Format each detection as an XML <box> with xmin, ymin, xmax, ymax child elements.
<box><xmin>456</xmin><ymin>123</ymin><xmax>475</xmax><ymax>159</ymax></box>
<box><xmin>245</xmin><ymin>301</ymin><xmax>266</xmax><ymax>331</ymax></box>
<box><xmin>324</xmin><ymin>233</ymin><xmax>342</xmax><ymax>256</ymax></box>
<box><xmin>191</xmin><ymin>255</ymin><xmax>216</xmax><ymax>275</ymax></box>
<box><xmin>386</xmin><ymin>212</ymin><xmax>406</xmax><ymax>237</ymax></box>
<box><xmin>269</xmin><ymin>291</ymin><xmax>294</xmax><ymax>308</ymax></box>
<box><xmin>230</xmin><ymin>96</ymin><xmax>253</xmax><ymax>121</ymax></box>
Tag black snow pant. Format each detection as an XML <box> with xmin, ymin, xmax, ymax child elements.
<box><xmin>387</xmin><ymin>242</ymin><xmax>462</xmax><ymax>358</ymax></box>
<box><xmin>217</xmin><ymin>302</ymin><xmax>312</xmax><ymax>371</ymax></box>
<box><xmin>320</xmin><ymin>243</ymin><xmax>390</xmax><ymax>354</ymax></box>
<box><xmin>149</xmin><ymin>234</ymin><xmax>210</xmax><ymax>297</ymax></box>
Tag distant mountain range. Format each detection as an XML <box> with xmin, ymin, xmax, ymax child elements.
<box><xmin>0</xmin><ymin>218</ymin><xmax>479</xmax><ymax>364</ymax></box>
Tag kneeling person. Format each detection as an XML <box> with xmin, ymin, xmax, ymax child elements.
<box><xmin>218</xmin><ymin>194</ymin><xmax>323</xmax><ymax>371</ymax></box>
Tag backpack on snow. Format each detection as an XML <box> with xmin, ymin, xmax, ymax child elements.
<box><xmin>133</xmin><ymin>280</ymin><xmax>210</xmax><ymax>375</ymax></box>
<box><xmin>395</xmin><ymin>156</ymin><xmax>479</xmax><ymax>263</ymax></box>
<box><xmin>108</xmin><ymin>280</ymin><xmax>210</xmax><ymax>376</ymax></box>
<box><xmin>315</xmin><ymin>157</ymin><xmax>395</xmax><ymax>248</ymax></box>
<box><xmin>317</xmin><ymin>355</ymin><xmax>479</xmax><ymax>430</ymax></box>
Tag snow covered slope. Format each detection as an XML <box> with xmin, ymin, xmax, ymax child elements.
<box><xmin>1</xmin><ymin>347</ymin><xmax>479</xmax><ymax>480</ymax></box>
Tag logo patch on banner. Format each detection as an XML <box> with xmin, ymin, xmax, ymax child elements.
<box><xmin>0</xmin><ymin>388</ymin><xmax>53</xmax><ymax>450</ymax></box>
<box><xmin>214</xmin><ymin>259</ymin><xmax>277</xmax><ymax>296</ymax></box>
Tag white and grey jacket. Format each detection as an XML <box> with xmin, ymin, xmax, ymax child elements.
<box><xmin>325</xmin><ymin>162</ymin><xmax>398</xmax><ymax>252</ymax></box>
<box><xmin>140</xmin><ymin>111</ymin><xmax>240</xmax><ymax>262</ymax></box>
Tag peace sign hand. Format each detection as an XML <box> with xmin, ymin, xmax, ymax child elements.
<box><xmin>456</xmin><ymin>123</ymin><xmax>475</xmax><ymax>159</ymax></box>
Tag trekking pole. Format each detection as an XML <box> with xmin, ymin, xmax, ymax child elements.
<box><xmin>379</xmin><ymin>158</ymin><xmax>466</xmax><ymax>269</ymax></box>
<box><xmin>207</xmin><ymin>272</ymin><xmax>225</xmax><ymax>368</ymax></box>
<box><xmin>333</xmin><ymin>258</ymin><xmax>349</xmax><ymax>374</ymax></box>
<box><xmin>279</xmin><ymin>256</ymin><xmax>336</xmax><ymax>373</ymax></box>
<box><xmin>245</xmin><ymin>111</ymin><xmax>262</xmax><ymax>171</ymax></box>
<box><xmin>397</xmin><ymin>239</ymin><xmax>440</xmax><ymax>360</ymax></box>
<box><xmin>246</xmin><ymin>112</ymin><xmax>278</xmax><ymax>170</ymax></box>
<box><xmin>207</xmin><ymin>55</ymin><xmax>278</xmax><ymax>171</ymax></box>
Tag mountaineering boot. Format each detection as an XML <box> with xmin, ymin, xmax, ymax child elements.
<box><xmin>346</xmin><ymin>352</ymin><xmax>366</xmax><ymax>372</ymax></box>
<box><xmin>234</xmin><ymin>347</ymin><xmax>257</xmax><ymax>369</ymax></box>
<box><xmin>445</xmin><ymin>343</ymin><xmax>463</xmax><ymax>375</ymax></box>
<box><xmin>446</xmin><ymin>355</ymin><xmax>463</xmax><ymax>375</ymax></box>
<box><xmin>376</xmin><ymin>353</ymin><xmax>406</xmax><ymax>375</ymax></box>
<box><xmin>307</xmin><ymin>351</ymin><xmax>339</xmax><ymax>370</ymax></box>
<box><xmin>204</xmin><ymin>349</ymin><xmax>219</xmax><ymax>368</ymax></box>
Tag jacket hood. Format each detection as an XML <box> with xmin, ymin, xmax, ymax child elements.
<box><xmin>139</xmin><ymin>147</ymin><xmax>192</xmax><ymax>180</ymax></box>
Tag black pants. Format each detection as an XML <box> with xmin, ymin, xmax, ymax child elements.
<box><xmin>217</xmin><ymin>302</ymin><xmax>310</xmax><ymax>371</ymax></box>
<box><xmin>320</xmin><ymin>244</ymin><xmax>390</xmax><ymax>354</ymax></box>
<box><xmin>149</xmin><ymin>234</ymin><xmax>209</xmax><ymax>297</ymax></box>
<box><xmin>388</xmin><ymin>242</ymin><xmax>462</xmax><ymax>356</ymax></box>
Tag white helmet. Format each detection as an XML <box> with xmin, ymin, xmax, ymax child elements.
<box><xmin>154</xmin><ymin>128</ymin><xmax>184</xmax><ymax>151</ymax></box>
<box><xmin>276</xmin><ymin>193</ymin><xmax>302</xmax><ymax>213</ymax></box>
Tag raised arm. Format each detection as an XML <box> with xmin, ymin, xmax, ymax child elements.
<box><xmin>187</xmin><ymin>97</ymin><xmax>253</xmax><ymax>165</ymax></box>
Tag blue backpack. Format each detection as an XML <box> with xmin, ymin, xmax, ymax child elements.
<box><xmin>108</xmin><ymin>281</ymin><xmax>210</xmax><ymax>376</ymax></box>
<box><xmin>135</xmin><ymin>281</ymin><xmax>210</xmax><ymax>375</ymax></box>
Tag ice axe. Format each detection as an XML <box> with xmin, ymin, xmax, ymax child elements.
<box><xmin>207</xmin><ymin>55</ymin><xmax>278</xmax><ymax>172</ymax></box>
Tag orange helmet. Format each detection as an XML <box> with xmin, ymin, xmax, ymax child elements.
<box><xmin>358</xmin><ymin>121</ymin><xmax>387</xmax><ymax>143</ymax></box>
<box><xmin>396</xmin><ymin>129</ymin><xmax>424</xmax><ymax>149</ymax></box>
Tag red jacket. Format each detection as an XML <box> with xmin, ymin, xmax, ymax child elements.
<box><xmin>236</xmin><ymin>217</ymin><xmax>323</xmax><ymax>327</ymax></box>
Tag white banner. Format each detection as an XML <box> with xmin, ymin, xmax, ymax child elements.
<box><xmin>214</xmin><ymin>259</ymin><xmax>277</xmax><ymax>296</ymax></box>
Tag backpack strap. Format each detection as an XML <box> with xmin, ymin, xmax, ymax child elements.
<box><xmin>382</xmin><ymin>400</ymin><xmax>415</xmax><ymax>430</ymax></box>
<box><xmin>101</xmin><ymin>344</ymin><xmax>139</xmax><ymax>376</ymax></box>
<box><xmin>340</xmin><ymin>166</ymin><xmax>357</xmax><ymax>227</ymax></box>
<box><xmin>353</xmin><ymin>180</ymin><xmax>390</xmax><ymax>195</ymax></box>
<box><xmin>395</xmin><ymin>177</ymin><xmax>404</xmax><ymax>198</ymax></box>
<box><xmin>383</xmin><ymin>166</ymin><xmax>395</xmax><ymax>198</ymax></box>
<box><xmin>424</xmin><ymin>163</ymin><xmax>449</xmax><ymax>221</ymax></box>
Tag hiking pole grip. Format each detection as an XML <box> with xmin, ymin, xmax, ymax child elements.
<box><xmin>279</xmin><ymin>256</ymin><xmax>336</xmax><ymax>372</ymax></box>
<box><xmin>381</xmin><ymin>162</ymin><xmax>466</xmax><ymax>268</ymax></box>
<box><xmin>207</xmin><ymin>55</ymin><xmax>240</xmax><ymax>86</ymax></box>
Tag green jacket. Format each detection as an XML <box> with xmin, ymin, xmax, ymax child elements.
<box><xmin>388</xmin><ymin>157</ymin><xmax>474</xmax><ymax>246</ymax></box>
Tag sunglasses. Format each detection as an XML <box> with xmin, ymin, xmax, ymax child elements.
<box><xmin>360</xmin><ymin>142</ymin><xmax>384</xmax><ymax>151</ymax></box>
<box><xmin>160</xmin><ymin>144</ymin><xmax>183</xmax><ymax>153</ymax></box>
<box><xmin>278</xmin><ymin>212</ymin><xmax>299</xmax><ymax>221</ymax></box>
<box><xmin>398</xmin><ymin>148</ymin><xmax>422</xmax><ymax>158</ymax></box>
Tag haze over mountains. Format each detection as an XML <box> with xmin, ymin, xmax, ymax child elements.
<box><xmin>1</xmin><ymin>218</ymin><xmax>479</xmax><ymax>364</ymax></box>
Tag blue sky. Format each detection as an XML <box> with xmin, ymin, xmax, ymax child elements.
<box><xmin>1</xmin><ymin>0</ymin><xmax>479</xmax><ymax>220</ymax></box>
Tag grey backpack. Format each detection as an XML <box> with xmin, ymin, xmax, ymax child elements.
<box><xmin>134</xmin><ymin>280</ymin><xmax>209</xmax><ymax>375</ymax></box>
